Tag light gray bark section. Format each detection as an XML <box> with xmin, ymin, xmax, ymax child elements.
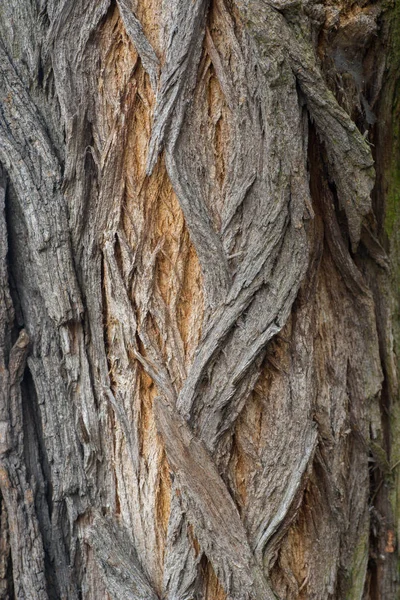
<box><xmin>87</xmin><ymin>512</ymin><xmax>159</xmax><ymax>600</ymax></box>
<box><xmin>0</xmin><ymin>173</ymin><xmax>48</xmax><ymax>599</ymax></box>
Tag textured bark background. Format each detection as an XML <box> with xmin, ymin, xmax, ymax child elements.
<box><xmin>0</xmin><ymin>0</ymin><xmax>399</xmax><ymax>598</ymax></box>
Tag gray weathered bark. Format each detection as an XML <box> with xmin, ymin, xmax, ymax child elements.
<box><xmin>0</xmin><ymin>0</ymin><xmax>399</xmax><ymax>598</ymax></box>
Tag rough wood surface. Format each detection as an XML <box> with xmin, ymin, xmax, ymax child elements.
<box><xmin>0</xmin><ymin>0</ymin><xmax>399</xmax><ymax>598</ymax></box>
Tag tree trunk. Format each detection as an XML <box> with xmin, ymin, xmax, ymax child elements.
<box><xmin>0</xmin><ymin>0</ymin><xmax>399</xmax><ymax>598</ymax></box>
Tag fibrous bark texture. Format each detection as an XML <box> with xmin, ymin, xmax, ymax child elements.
<box><xmin>0</xmin><ymin>0</ymin><xmax>399</xmax><ymax>598</ymax></box>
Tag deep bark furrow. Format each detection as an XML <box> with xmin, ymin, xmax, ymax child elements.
<box><xmin>0</xmin><ymin>42</ymin><xmax>82</xmax><ymax>325</ymax></box>
<box><xmin>0</xmin><ymin>188</ymin><xmax>48</xmax><ymax>599</ymax></box>
<box><xmin>238</xmin><ymin>0</ymin><xmax>375</xmax><ymax>249</ymax></box>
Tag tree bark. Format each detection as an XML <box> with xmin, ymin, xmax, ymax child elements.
<box><xmin>0</xmin><ymin>0</ymin><xmax>399</xmax><ymax>598</ymax></box>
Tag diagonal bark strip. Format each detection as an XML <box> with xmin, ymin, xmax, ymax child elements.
<box><xmin>87</xmin><ymin>512</ymin><xmax>160</xmax><ymax>600</ymax></box>
<box><xmin>117</xmin><ymin>0</ymin><xmax>160</xmax><ymax>89</ymax></box>
<box><xmin>154</xmin><ymin>396</ymin><xmax>278</xmax><ymax>600</ymax></box>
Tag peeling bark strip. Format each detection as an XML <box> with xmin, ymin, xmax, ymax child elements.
<box><xmin>154</xmin><ymin>396</ymin><xmax>276</xmax><ymax>600</ymax></box>
<box><xmin>0</xmin><ymin>0</ymin><xmax>399</xmax><ymax>598</ymax></box>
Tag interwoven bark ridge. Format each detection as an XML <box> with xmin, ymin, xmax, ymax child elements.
<box><xmin>0</xmin><ymin>0</ymin><xmax>398</xmax><ymax>599</ymax></box>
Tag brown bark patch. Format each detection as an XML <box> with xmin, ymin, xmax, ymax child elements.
<box><xmin>202</xmin><ymin>558</ymin><xmax>227</xmax><ymax>600</ymax></box>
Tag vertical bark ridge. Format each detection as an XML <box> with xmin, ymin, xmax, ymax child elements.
<box><xmin>0</xmin><ymin>174</ymin><xmax>48</xmax><ymax>599</ymax></box>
